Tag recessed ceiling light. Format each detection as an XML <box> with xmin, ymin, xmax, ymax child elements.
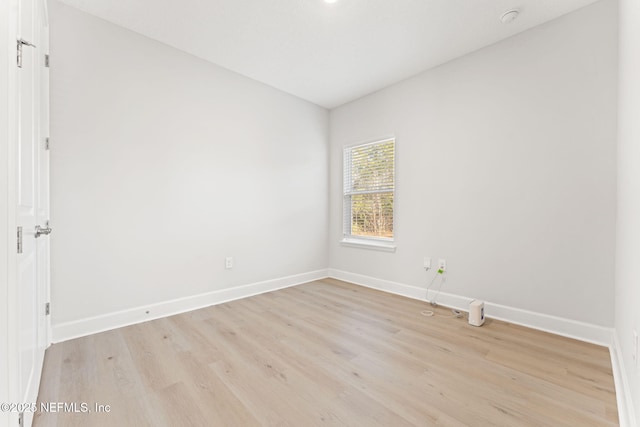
<box><xmin>324</xmin><ymin>0</ymin><xmax>338</xmax><ymax>4</ymax></box>
<box><xmin>500</xmin><ymin>9</ymin><xmax>520</xmax><ymax>24</ymax></box>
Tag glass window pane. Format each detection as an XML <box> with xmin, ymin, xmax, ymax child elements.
<box><xmin>350</xmin><ymin>193</ymin><xmax>394</xmax><ymax>238</ymax></box>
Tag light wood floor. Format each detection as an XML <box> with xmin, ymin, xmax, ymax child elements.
<box><xmin>34</xmin><ymin>279</ymin><xmax>619</xmax><ymax>426</ymax></box>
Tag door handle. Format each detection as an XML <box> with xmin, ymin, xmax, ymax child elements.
<box><xmin>35</xmin><ymin>224</ymin><xmax>52</xmax><ymax>238</ymax></box>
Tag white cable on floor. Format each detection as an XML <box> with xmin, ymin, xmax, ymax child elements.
<box><xmin>425</xmin><ymin>271</ymin><xmax>446</xmax><ymax>306</ymax></box>
<box><xmin>422</xmin><ymin>270</ymin><xmax>463</xmax><ymax>319</ymax></box>
<box><xmin>421</xmin><ymin>308</ymin><xmax>463</xmax><ymax>318</ymax></box>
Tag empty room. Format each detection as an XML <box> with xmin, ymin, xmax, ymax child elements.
<box><xmin>1</xmin><ymin>0</ymin><xmax>639</xmax><ymax>426</ymax></box>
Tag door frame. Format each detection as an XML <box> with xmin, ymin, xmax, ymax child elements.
<box><xmin>1</xmin><ymin>0</ymin><xmax>20</xmax><ymax>426</ymax></box>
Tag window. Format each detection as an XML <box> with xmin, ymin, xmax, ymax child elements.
<box><xmin>342</xmin><ymin>138</ymin><xmax>395</xmax><ymax>250</ymax></box>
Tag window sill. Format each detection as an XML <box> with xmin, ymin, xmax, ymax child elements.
<box><xmin>340</xmin><ymin>238</ymin><xmax>396</xmax><ymax>253</ymax></box>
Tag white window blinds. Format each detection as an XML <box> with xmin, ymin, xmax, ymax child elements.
<box><xmin>343</xmin><ymin>138</ymin><xmax>395</xmax><ymax>240</ymax></box>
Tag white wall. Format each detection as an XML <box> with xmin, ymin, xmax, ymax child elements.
<box><xmin>49</xmin><ymin>2</ymin><xmax>328</xmax><ymax>328</ymax></box>
<box><xmin>616</xmin><ymin>0</ymin><xmax>640</xmax><ymax>423</ymax></box>
<box><xmin>329</xmin><ymin>0</ymin><xmax>617</xmax><ymax>327</ymax></box>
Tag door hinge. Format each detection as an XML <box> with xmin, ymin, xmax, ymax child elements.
<box><xmin>45</xmin><ymin>302</ymin><xmax>50</xmax><ymax>316</ymax></box>
<box><xmin>18</xmin><ymin>411</ymin><xmax>24</xmax><ymax>426</ymax></box>
<box><xmin>17</xmin><ymin>226</ymin><xmax>23</xmax><ymax>254</ymax></box>
<box><xmin>45</xmin><ymin>137</ymin><xmax>50</xmax><ymax>150</ymax></box>
<box><xmin>45</xmin><ymin>53</ymin><xmax>50</xmax><ymax>67</ymax></box>
<box><xmin>17</xmin><ymin>38</ymin><xmax>36</xmax><ymax>68</ymax></box>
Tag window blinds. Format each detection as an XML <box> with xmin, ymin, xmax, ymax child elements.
<box><xmin>343</xmin><ymin>138</ymin><xmax>395</xmax><ymax>240</ymax></box>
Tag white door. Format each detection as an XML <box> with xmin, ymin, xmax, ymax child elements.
<box><xmin>16</xmin><ymin>0</ymin><xmax>48</xmax><ymax>425</ymax></box>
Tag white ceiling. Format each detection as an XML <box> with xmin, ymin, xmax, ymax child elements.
<box><xmin>56</xmin><ymin>0</ymin><xmax>600</xmax><ymax>109</ymax></box>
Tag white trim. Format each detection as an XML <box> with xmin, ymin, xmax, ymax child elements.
<box><xmin>327</xmin><ymin>268</ymin><xmax>614</xmax><ymax>347</ymax></box>
<box><xmin>2</xmin><ymin>2</ymin><xmax>19</xmax><ymax>427</ymax></box>
<box><xmin>340</xmin><ymin>238</ymin><xmax>396</xmax><ymax>252</ymax></box>
<box><xmin>610</xmin><ymin>332</ymin><xmax>637</xmax><ymax>427</ymax></box>
<box><xmin>343</xmin><ymin>135</ymin><xmax>396</xmax><ymax>150</ymax></box>
<box><xmin>0</xmin><ymin>2</ymin><xmax>16</xmax><ymax>426</ymax></box>
<box><xmin>481</xmin><ymin>301</ymin><xmax>613</xmax><ymax>347</ymax></box>
<box><xmin>342</xmin><ymin>137</ymin><xmax>396</xmax><ymax>244</ymax></box>
<box><xmin>52</xmin><ymin>269</ymin><xmax>328</xmax><ymax>343</ymax></box>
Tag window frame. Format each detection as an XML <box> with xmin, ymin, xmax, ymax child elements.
<box><xmin>341</xmin><ymin>137</ymin><xmax>396</xmax><ymax>252</ymax></box>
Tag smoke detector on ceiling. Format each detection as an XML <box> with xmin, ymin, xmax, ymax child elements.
<box><xmin>500</xmin><ymin>9</ymin><xmax>520</xmax><ymax>24</ymax></box>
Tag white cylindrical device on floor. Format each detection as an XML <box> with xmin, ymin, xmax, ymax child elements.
<box><xmin>469</xmin><ymin>300</ymin><xmax>485</xmax><ymax>327</ymax></box>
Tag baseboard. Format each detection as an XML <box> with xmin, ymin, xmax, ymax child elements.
<box><xmin>52</xmin><ymin>269</ymin><xmax>328</xmax><ymax>343</ymax></box>
<box><xmin>327</xmin><ymin>268</ymin><xmax>614</xmax><ymax>347</ymax></box>
<box><xmin>610</xmin><ymin>332</ymin><xmax>637</xmax><ymax>427</ymax></box>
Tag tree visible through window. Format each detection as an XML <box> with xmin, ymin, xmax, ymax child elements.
<box><xmin>343</xmin><ymin>138</ymin><xmax>395</xmax><ymax>240</ymax></box>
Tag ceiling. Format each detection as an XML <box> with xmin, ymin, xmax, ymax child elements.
<box><xmin>56</xmin><ymin>0</ymin><xmax>601</xmax><ymax>109</ymax></box>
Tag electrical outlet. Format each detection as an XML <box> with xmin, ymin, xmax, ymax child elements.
<box><xmin>438</xmin><ymin>259</ymin><xmax>446</xmax><ymax>272</ymax></box>
<box><xmin>423</xmin><ymin>257</ymin><xmax>431</xmax><ymax>270</ymax></box>
<box><xmin>225</xmin><ymin>257</ymin><xmax>233</xmax><ymax>269</ymax></box>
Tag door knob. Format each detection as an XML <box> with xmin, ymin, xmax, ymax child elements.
<box><xmin>35</xmin><ymin>224</ymin><xmax>52</xmax><ymax>238</ymax></box>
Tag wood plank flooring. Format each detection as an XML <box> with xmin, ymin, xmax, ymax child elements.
<box><xmin>33</xmin><ymin>279</ymin><xmax>619</xmax><ymax>426</ymax></box>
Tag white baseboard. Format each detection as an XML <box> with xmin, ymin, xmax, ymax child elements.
<box><xmin>52</xmin><ymin>269</ymin><xmax>328</xmax><ymax>343</ymax></box>
<box><xmin>610</xmin><ymin>332</ymin><xmax>637</xmax><ymax>427</ymax></box>
<box><xmin>327</xmin><ymin>268</ymin><xmax>614</xmax><ymax>347</ymax></box>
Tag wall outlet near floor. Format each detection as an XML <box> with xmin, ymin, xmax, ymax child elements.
<box><xmin>424</xmin><ymin>257</ymin><xmax>431</xmax><ymax>270</ymax></box>
<box><xmin>438</xmin><ymin>259</ymin><xmax>446</xmax><ymax>272</ymax></box>
<box><xmin>225</xmin><ymin>256</ymin><xmax>234</xmax><ymax>269</ymax></box>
